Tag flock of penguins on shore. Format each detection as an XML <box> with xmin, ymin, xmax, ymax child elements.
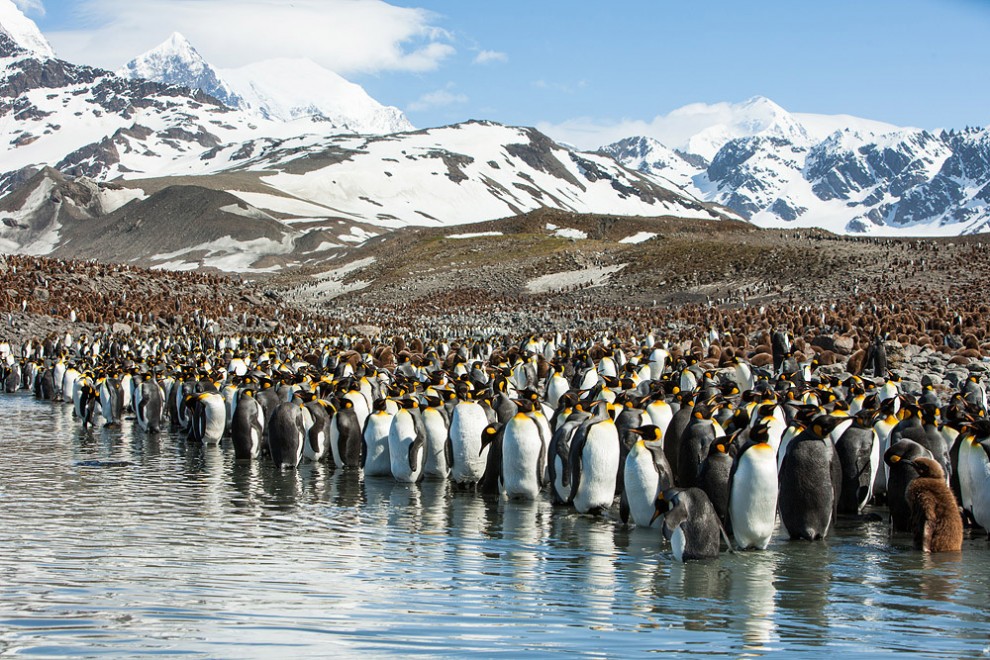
<box><xmin>1</xmin><ymin>327</ymin><xmax>986</xmax><ymax>563</ymax></box>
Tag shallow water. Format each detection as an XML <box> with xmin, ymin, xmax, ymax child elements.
<box><xmin>1</xmin><ymin>393</ymin><xmax>989</xmax><ymax>658</ymax></box>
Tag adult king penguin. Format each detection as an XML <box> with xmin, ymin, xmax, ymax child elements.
<box><xmin>500</xmin><ymin>398</ymin><xmax>547</xmax><ymax>500</ymax></box>
<box><xmin>729</xmin><ymin>422</ymin><xmax>779</xmax><ymax>549</ymax></box>
<box><xmin>447</xmin><ymin>392</ymin><xmax>491</xmax><ymax>486</ymax></box>
<box><xmin>389</xmin><ymin>398</ymin><xmax>426</xmax><ymax>483</ymax></box>
<box><xmin>568</xmin><ymin>401</ymin><xmax>620</xmax><ymax>514</ymax></box>
<box><xmin>620</xmin><ymin>425</ymin><xmax>674</xmax><ymax>528</ymax></box>
<box><xmin>652</xmin><ymin>487</ymin><xmax>726</xmax><ymax>562</ymax></box>
<box><xmin>778</xmin><ymin>415</ymin><xmax>843</xmax><ymax>541</ymax></box>
<box><xmin>231</xmin><ymin>391</ymin><xmax>265</xmax><ymax>459</ymax></box>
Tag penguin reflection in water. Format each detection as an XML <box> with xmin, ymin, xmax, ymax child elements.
<box><xmin>651</xmin><ymin>487</ymin><xmax>731</xmax><ymax>562</ymax></box>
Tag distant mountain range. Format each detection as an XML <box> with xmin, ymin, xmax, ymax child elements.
<box><xmin>0</xmin><ymin>0</ymin><xmax>988</xmax><ymax>280</ymax></box>
<box><xmin>0</xmin><ymin>1</ymin><xmax>725</xmax><ymax>272</ymax></box>
<box><xmin>600</xmin><ymin>96</ymin><xmax>990</xmax><ymax>236</ymax></box>
<box><xmin>118</xmin><ymin>32</ymin><xmax>413</xmax><ymax>135</ymax></box>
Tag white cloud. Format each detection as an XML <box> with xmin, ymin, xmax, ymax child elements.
<box><xmin>408</xmin><ymin>85</ymin><xmax>468</xmax><ymax>112</ymax></box>
<box><xmin>44</xmin><ymin>0</ymin><xmax>455</xmax><ymax>74</ymax></box>
<box><xmin>473</xmin><ymin>49</ymin><xmax>507</xmax><ymax>65</ymax></box>
<box><xmin>13</xmin><ymin>0</ymin><xmax>45</xmax><ymax>16</ymax></box>
<box><xmin>538</xmin><ymin>101</ymin><xmax>760</xmax><ymax>151</ymax></box>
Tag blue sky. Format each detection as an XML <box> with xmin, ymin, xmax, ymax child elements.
<box><xmin>22</xmin><ymin>0</ymin><xmax>990</xmax><ymax>149</ymax></box>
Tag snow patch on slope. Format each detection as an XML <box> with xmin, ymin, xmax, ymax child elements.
<box><xmin>619</xmin><ymin>231</ymin><xmax>657</xmax><ymax>244</ymax></box>
<box><xmin>526</xmin><ymin>264</ymin><xmax>626</xmax><ymax>294</ymax></box>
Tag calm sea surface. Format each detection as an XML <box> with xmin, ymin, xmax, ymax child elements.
<box><xmin>1</xmin><ymin>393</ymin><xmax>989</xmax><ymax>658</ymax></box>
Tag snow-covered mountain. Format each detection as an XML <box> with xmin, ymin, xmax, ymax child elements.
<box><xmin>0</xmin><ymin>122</ymin><xmax>728</xmax><ymax>272</ymax></box>
<box><xmin>0</xmin><ymin>0</ymin><xmax>53</xmax><ymax>59</ymax></box>
<box><xmin>120</xmin><ymin>33</ymin><xmax>413</xmax><ymax>135</ymax></box>
<box><xmin>0</xmin><ymin>3</ymin><xmax>727</xmax><ymax>271</ymax></box>
<box><xmin>219</xmin><ymin>58</ymin><xmax>413</xmax><ymax>135</ymax></box>
<box><xmin>602</xmin><ymin>97</ymin><xmax>990</xmax><ymax>235</ymax></box>
<box><xmin>118</xmin><ymin>32</ymin><xmax>243</xmax><ymax>109</ymax></box>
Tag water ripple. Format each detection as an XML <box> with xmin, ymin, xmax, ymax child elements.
<box><xmin>1</xmin><ymin>395</ymin><xmax>989</xmax><ymax>657</ymax></box>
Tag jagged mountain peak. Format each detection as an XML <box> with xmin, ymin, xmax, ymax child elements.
<box><xmin>119</xmin><ymin>32</ymin><xmax>243</xmax><ymax>109</ymax></box>
<box><xmin>120</xmin><ymin>36</ymin><xmax>413</xmax><ymax>136</ymax></box>
<box><xmin>0</xmin><ymin>0</ymin><xmax>54</xmax><ymax>59</ymax></box>
<box><xmin>605</xmin><ymin>99</ymin><xmax>990</xmax><ymax>236</ymax></box>
<box><xmin>685</xmin><ymin>96</ymin><xmax>810</xmax><ymax>160</ymax></box>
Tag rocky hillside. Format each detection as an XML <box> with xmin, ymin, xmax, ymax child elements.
<box><xmin>273</xmin><ymin>208</ymin><xmax>990</xmax><ymax>324</ymax></box>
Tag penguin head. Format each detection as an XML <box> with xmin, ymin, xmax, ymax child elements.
<box><xmin>909</xmin><ymin>456</ymin><xmax>945</xmax><ymax>480</ymax></box>
<box><xmin>513</xmin><ymin>398</ymin><xmax>536</xmax><ymax>414</ymax></box>
<box><xmin>808</xmin><ymin>414</ymin><xmax>842</xmax><ymax>439</ymax></box>
<box><xmin>630</xmin><ymin>425</ymin><xmax>662</xmax><ymax>443</ymax></box>
<box><xmin>650</xmin><ymin>490</ymin><xmax>671</xmax><ymax>525</ymax></box>
<box><xmin>480</xmin><ymin>424</ymin><xmax>502</xmax><ymax>453</ymax></box>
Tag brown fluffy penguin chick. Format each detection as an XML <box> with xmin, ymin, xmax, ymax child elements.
<box><xmin>907</xmin><ymin>457</ymin><xmax>963</xmax><ymax>553</ymax></box>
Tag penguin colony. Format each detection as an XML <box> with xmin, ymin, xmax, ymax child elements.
<box><xmin>5</xmin><ymin>321</ymin><xmax>984</xmax><ymax>562</ymax></box>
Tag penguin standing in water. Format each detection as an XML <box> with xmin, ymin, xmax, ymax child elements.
<box><xmin>389</xmin><ymin>398</ymin><xmax>426</xmax><ymax>483</ymax></box>
<box><xmin>231</xmin><ymin>391</ymin><xmax>265</xmax><ymax>459</ymax></box>
<box><xmin>302</xmin><ymin>396</ymin><xmax>333</xmax><ymax>462</ymax></box>
<box><xmin>620</xmin><ymin>425</ymin><xmax>673</xmax><ymax>528</ymax></box>
<box><xmin>778</xmin><ymin>415</ymin><xmax>843</xmax><ymax>541</ymax></box>
<box><xmin>697</xmin><ymin>437</ymin><xmax>734</xmax><ymax>532</ymax></box>
<box><xmin>568</xmin><ymin>401</ymin><xmax>620</xmax><ymax>514</ymax></box>
<box><xmin>190</xmin><ymin>390</ymin><xmax>226</xmax><ymax>445</ymax></box>
<box><xmin>729</xmin><ymin>422</ymin><xmax>779</xmax><ymax>549</ymax></box>
<box><xmin>885</xmin><ymin>439</ymin><xmax>935</xmax><ymax>532</ymax></box>
<box><xmin>99</xmin><ymin>375</ymin><xmax>124</xmax><ymax>427</ymax></box>
<box><xmin>652</xmin><ymin>487</ymin><xmax>725</xmax><ymax>562</ymax></box>
<box><xmin>548</xmin><ymin>406</ymin><xmax>590</xmax><ymax>504</ymax></box>
<box><xmin>676</xmin><ymin>401</ymin><xmax>723</xmax><ymax>488</ymax></box>
<box><xmin>362</xmin><ymin>398</ymin><xmax>394</xmax><ymax>476</ymax></box>
<box><xmin>422</xmin><ymin>395</ymin><xmax>451</xmax><ymax>478</ymax></box>
<box><xmin>135</xmin><ymin>375</ymin><xmax>164</xmax><ymax>434</ymax></box>
<box><xmin>955</xmin><ymin>419</ymin><xmax>990</xmax><ymax>533</ymax></box>
<box><xmin>479</xmin><ymin>423</ymin><xmax>505</xmax><ymax>497</ymax></box>
<box><xmin>907</xmin><ymin>457</ymin><xmax>963</xmax><ymax>552</ymax></box>
<box><xmin>447</xmin><ymin>393</ymin><xmax>491</xmax><ymax>485</ymax></box>
<box><xmin>834</xmin><ymin>410</ymin><xmax>880</xmax><ymax>514</ymax></box>
<box><xmin>268</xmin><ymin>401</ymin><xmax>311</xmax><ymax>469</ymax></box>
<box><xmin>330</xmin><ymin>398</ymin><xmax>363</xmax><ymax>468</ymax></box>
<box><xmin>79</xmin><ymin>380</ymin><xmax>104</xmax><ymax>430</ymax></box>
<box><xmin>500</xmin><ymin>399</ymin><xmax>547</xmax><ymax>500</ymax></box>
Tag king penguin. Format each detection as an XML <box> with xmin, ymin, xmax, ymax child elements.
<box><xmin>447</xmin><ymin>392</ymin><xmax>491</xmax><ymax>485</ymax></box>
<box><xmin>231</xmin><ymin>390</ymin><xmax>265</xmax><ymax>459</ymax></box>
<box><xmin>362</xmin><ymin>398</ymin><xmax>394</xmax><ymax>477</ymax></box>
<box><xmin>620</xmin><ymin>425</ymin><xmax>674</xmax><ymax>528</ymax></box>
<box><xmin>652</xmin><ymin>487</ymin><xmax>725</xmax><ymax>562</ymax></box>
<box><xmin>268</xmin><ymin>401</ymin><xmax>311</xmax><ymax>469</ymax></box>
<box><xmin>884</xmin><ymin>439</ymin><xmax>935</xmax><ymax>532</ymax></box>
<box><xmin>389</xmin><ymin>398</ymin><xmax>426</xmax><ymax>483</ymax></box>
<box><xmin>190</xmin><ymin>390</ymin><xmax>226</xmax><ymax>445</ymax></box>
<box><xmin>500</xmin><ymin>398</ymin><xmax>547</xmax><ymax>500</ymax></box>
<box><xmin>728</xmin><ymin>421</ymin><xmax>779</xmax><ymax>549</ymax></box>
<box><xmin>134</xmin><ymin>375</ymin><xmax>165</xmax><ymax>434</ymax></box>
<box><xmin>907</xmin><ymin>457</ymin><xmax>963</xmax><ymax>552</ymax></box>
<box><xmin>778</xmin><ymin>415</ymin><xmax>843</xmax><ymax>541</ymax></box>
<box><xmin>834</xmin><ymin>410</ymin><xmax>880</xmax><ymax>513</ymax></box>
<box><xmin>568</xmin><ymin>401</ymin><xmax>620</xmax><ymax>514</ymax></box>
<box><xmin>422</xmin><ymin>395</ymin><xmax>451</xmax><ymax>478</ymax></box>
